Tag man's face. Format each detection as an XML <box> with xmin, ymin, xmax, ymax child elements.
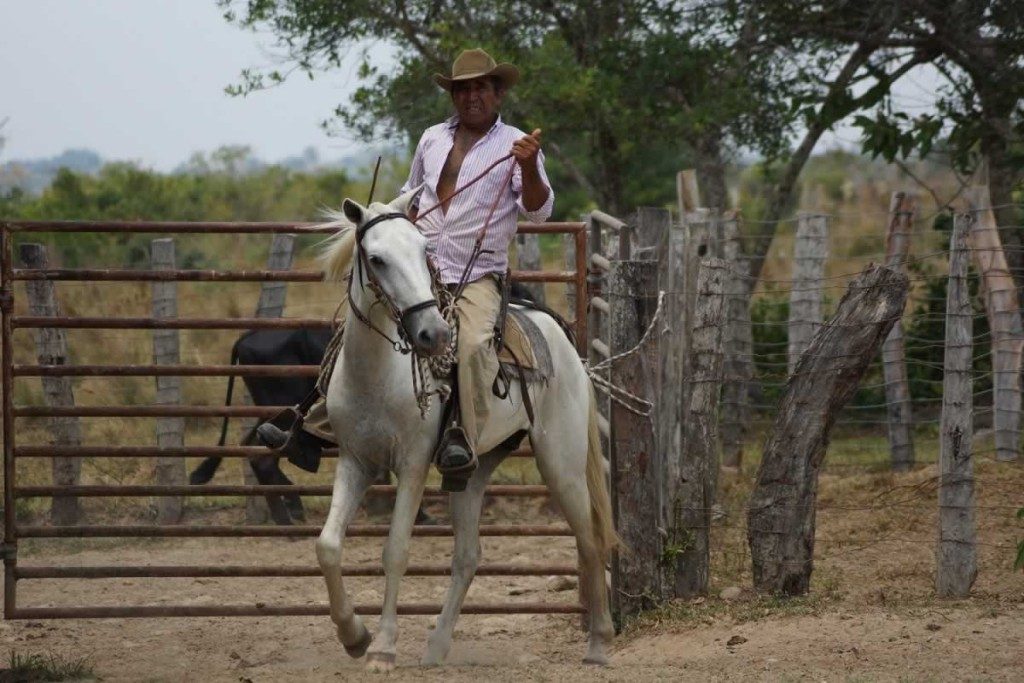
<box><xmin>451</xmin><ymin>77</ymin><xmax>503</xmax><ymax>128</ymax></box>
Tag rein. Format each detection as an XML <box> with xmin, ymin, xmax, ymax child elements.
<box><xmin>338</xmin><ymin>150</ymin><xmax>518</xmax><ymax>416</ymax></box>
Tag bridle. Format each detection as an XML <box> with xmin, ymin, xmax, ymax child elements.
<box><xmin>345</xmin><ymin>148</ymin><xmax>517</xmax><ymax>353</ymax></box>
<box><xmin>347</xmin><ymin>211</ymin><xmax>447</xmax><ymax>355</ymax></box>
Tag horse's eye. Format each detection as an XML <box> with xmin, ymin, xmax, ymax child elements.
<box><xmin>369</xmin><ymin>255</ymin><xmax>386</xmax><ymax>267</ymax></box>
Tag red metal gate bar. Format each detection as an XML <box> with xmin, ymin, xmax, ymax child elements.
<box><xmin>574</xmin><ymin>224</ymin><xmax>588</xmax><ymax>352</ymax></box>
<box><xmin>13</xmin><ymin>446</ymin><xmax>533</xmax><ymax>458</ymax></box>
<box><xmin>6</xmin><ymin>220</ymin><xmax>322</xmax><ymax>233</ymax></box>
<box><xmin>9</xmin><ymin>602</ymin><xmax>584</xmax><ymax>619</ymax></box>
<box><xmin>2</xmin><ymin>218</ymin><xmax>591</xmax><ymax>622</ymax></box>
<box><xmin>6</xmin><ymin>220</ymin><xmax>584</xmax><ymax>235</ymax></box>
<box><xmin>17</xmin><ymin>524</ymin><xmax>573</xmax><ymax>538</ymax></box>
<box><xmin>12</xmin><ymin>268</ymin><xmax>573</xmax><ymax>283</ymax></box>
<box><xmin>13</xmin><ymin>314</ymin><xmax>576</xmax><ymax>331</ymax></box>
<box><xmin>16</xmin><ymin>405</ymin><xmax>297</xmax><ymax>417</ymax></box>
<box><xmin>13</xmin><ymin>316</ymin><xmax>332</xmax><ymax>329</ymax></box>
<box><xmin>14</xmin><ymin>484</ymin><xmax>549</xmax><ymax>498</ymax></box>
<box><xmin>14</xmin><ymin>364</ymin><xmax>320</xmax><ymax>377</ymax></box>
<box><xmin>15</xmin><ymin>563</ymin><xmax>577</xmax><ymax>579</ymax></box>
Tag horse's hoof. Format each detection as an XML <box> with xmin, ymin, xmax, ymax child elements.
<box><xmin>343</xmin><ymin>627</ymin><xmax>373</xmax><ymax>659</ymax></box>
<box><xmin>582</xmin><ymin>650</ymin><xmax>609</xmax><ymax>666</ymax></box>
<box><xmin>366</xmin><ymin>652</ymin><xmax>396</xmax><ymax>672</ymax></box>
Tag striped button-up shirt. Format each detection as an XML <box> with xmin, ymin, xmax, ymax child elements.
<box><xmin>401</xmin><ymin>115</ymin><xmax>554</xmax><ymax>284</ymax></box>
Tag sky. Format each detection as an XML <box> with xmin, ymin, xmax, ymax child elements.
<box><xmin>0</xmin><ymin>1</ymin><xmax>944</xmax><ymax>172</ymax></box>
<box><xmin>0</xmin><ymin>0</ymin><xmax>394</xmax><ymax>170</ymax></box>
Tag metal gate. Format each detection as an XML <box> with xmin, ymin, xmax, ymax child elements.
<box><xmin>1</xmin><ymin>218</ymin><xmax>589</xmax><ymax>619</ymax></box>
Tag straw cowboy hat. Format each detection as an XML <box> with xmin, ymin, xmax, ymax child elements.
<box><xmin>433</xmin><ymin>48</ymin><xmax>520</xmax><ymax>91</ymax></box>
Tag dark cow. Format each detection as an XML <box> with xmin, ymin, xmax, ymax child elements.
<box><xmin>189</xmin><ymin>327</ymin><xmax>332</xmax><ymax>525</ymax></box>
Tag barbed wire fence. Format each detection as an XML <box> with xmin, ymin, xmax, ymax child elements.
<box><xmin>582</xmin><ymin>176</ymin><xmax>1022</xmax><ymax>614</ymax></box>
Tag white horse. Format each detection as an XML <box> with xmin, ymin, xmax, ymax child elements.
<box><xmin>314</xmin><ymin>187</ymin><xmax>617</xmax><ymax>671</ymax></box>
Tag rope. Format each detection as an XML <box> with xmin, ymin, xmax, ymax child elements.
<box><xmin>587</xmin><ymin>291</ymin><xmax>667</xmax><ymax>417</ymax></box>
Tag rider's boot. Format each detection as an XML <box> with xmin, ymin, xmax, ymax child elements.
<box><xmin>256</xmin><ymin>408</ymin><xmax>330</xmax><ymax>474</ymax></box>
<box><xmin>433</xmin><ymin>422</ymin><xmax>478</xmax><ymax>493</ymax></box>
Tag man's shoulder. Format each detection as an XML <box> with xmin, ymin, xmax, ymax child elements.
<box><xmin>416</xmin><ymin>121</ymin><xmax>446</xmax><ymax>144</ymax></box>
<box><xmin>494</xmin><ymin>120</ymin><xmax>527</xmax><ymax>141</ymax></box>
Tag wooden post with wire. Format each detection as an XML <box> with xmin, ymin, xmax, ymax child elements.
<box><xmin>965</xmin><ymin>185</ymin><xmax>1022</xmax><ymax>462</ymax></box>
<box><xmin>936</xmin><ymin>210</ymin><xmax>977</xmax><ymax>597</ymax></box>
<box><xmin>242</xmin><ymin>233</ymin><xmax>297</xmax><ymax>523</ymax></box>
<box><xmin>151</xmin><ymin>238</ymin><xmax>185</xmax><ymax>523</ymax></box>
<box><xmin>670</xmin><ymin>257</ymin><xmax>726</xmax><ymax>598</ymax></box>
<box><xmin>788</xmin><ymin>212</ymin><xmax>828</xmax><ymax>377</ymax></box>
<box><xmin>607</xmin><ymin>258</ymin><xmax>662</xmax><ymax>619</ymax></box>
<box><xmin>18</xmin><ymin>243</ymin><xmax>81</xmax><ymax>526</ymax></box>
<box><xmin>881</xmin><ymin>192</ymin><xmax>916</xmax><ymax>471</ymax></box>
<box><xmin>719</xmin><ymin>211</ymin><xmax>753</xmax><ymax>469</ymax></box>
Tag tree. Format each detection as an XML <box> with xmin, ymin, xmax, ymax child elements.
<box><xmin>219</xmin><ymin>1</ymin><xmax>938</xmax><ymax>282</ymax></box>
<box><xmin>845</xmin><ymin>1</ymin><xmax>1024</xmax><ymax>298</ymax></box>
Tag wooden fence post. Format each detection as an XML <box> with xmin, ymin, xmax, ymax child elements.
<box><xmin>18</xmin><ymin>243</ymin><xmax>81</xmax><ymax>525</ymax></box>
<box><xmin>514</xmin><ymin>232</ymin><xmax>545</xmax><ymax>304</ymax></box>
<box><xmin>788</xmin><ymin>212</ymin><xmax>828</xmax><ymax>376</ymax></box>
<box><xmin>965</xmin><ymin>186</ymin><xmax>1022</xmax><ymax>462</ymax></box>
<box><xmin>151</xmin><ymin>238</ymin><xmax>185</xmax><ymax>523</ymax></box>
<box><xmin>720</xmin><ymin>211</ymin><xmax>753</xmax><ymax>469</ymax></box>
<box><xmin>881</xmin><ymin>192</ymin><xmax>916</xmax><ymax>471</ymax></box>
<box><xmin>747</xmin><ymin>265</ymin><xmax>909</xmax><ymax>595</ymax></box>
<box><xmin>242</xmin><ymin>233</ymin><xmax>296</xmax><ymax>523</ymax></box>
<box><xmin>608</xmin><ymin>258</ymin><xmax>662</xmax><ymax>618</ymax></box>
<box><xmin>670</xmin><ymin>257</ymin><xmax>726</xmax><ymax>598</ymax></box>
<box><xmin>936</xmin><ymin>211</ymin><xmax>977</xmax><ymax>597</ymax></box>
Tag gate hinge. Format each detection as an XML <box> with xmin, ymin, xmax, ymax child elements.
<box><xmin>0</xmin><ymin>543</ymin><xmax>17</xmax><ymax>561</ymax></box>
<box><xmin>0</xmin><ymin>289</ymin><xmax>13</xmax><ymax>313</ymax></box>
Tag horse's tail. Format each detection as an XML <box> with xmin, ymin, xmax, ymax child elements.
<box><xmin>316</xmin><ymin>212</ymin><xmax>357</xmax><ymax>283</ymax></box>
<box><xmin>586</xmin><ymin>383</ymin><xmax>619</xmax><ymax>561</ymax></box>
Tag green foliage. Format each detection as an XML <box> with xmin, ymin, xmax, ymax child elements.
<box><xmin>6</xmin><ymin>650</ymin><xmax>95</xmax><ymax>682</ymax></box>
<box><xmin>216</xmin><ymin>0</ymin><xmax>853</xmax><ymax>215</ymax></box>
<box><xmin>1</xmin><ymin>150</ymin><xmax>361</xmax><ymax>267</ymax></box>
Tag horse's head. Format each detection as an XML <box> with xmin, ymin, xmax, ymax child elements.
<box><xmin>342</xmin><ymin>186</ymin><xmax>451</xmax><ymax>357</ymax></box>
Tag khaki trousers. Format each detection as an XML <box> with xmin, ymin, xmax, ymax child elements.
<box><xmin>303</xmin><ymin>276</ymin><xmax>502</xmax><ymax>454</ymax></box>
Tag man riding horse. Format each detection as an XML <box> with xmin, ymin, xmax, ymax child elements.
<box><xmin>258</xmin><ymin>48</ymin><xmax>554</xmax><ymax>490</ymax></box>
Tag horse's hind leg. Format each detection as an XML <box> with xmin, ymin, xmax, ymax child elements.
<box><xmin>365</xmin><ymin>457</ymin><xmax>430</xmax><ymax>672</ymax></box>
<box><xmin>316</xmin><ymin>454</ymin><xmax>373</xmax><ymax>657</ymax></box>
<box><xmin>532</xmin><ymin>430</ymin><xmax>614</xmax><ymax>665</ymax></box>
<box><xmin>423</xmin><ymin>453</ymin><xmax>504</xmax><ymax>665</ymax></box>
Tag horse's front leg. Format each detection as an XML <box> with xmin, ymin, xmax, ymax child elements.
<box><xmin>316</xmin><ymin>454</ymin><xmax>373</xmax><ymax>657</ymax></box>
<box><xmin>422</xmin><ymin>453</ymin><xmax>503</xmax><ymax>665</ymax></box>
<box><xmin>365</xmin><ymin>456</ymin><xmax>430</xmax><ymax>672</ymax></box>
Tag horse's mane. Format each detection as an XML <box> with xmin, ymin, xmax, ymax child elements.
<box><xmin>316</xmin><ymin>209</ymin><xmax>357</xmax><ymax>283</ymax></box>
<box><xmin>317</xmin><ymin>202</ymin><xmax>405</xmax><ymax>283</ymax></box>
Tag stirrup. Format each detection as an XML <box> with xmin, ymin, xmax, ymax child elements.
<box><xmin>433</xmin><ymin>426</ymin><xmax>477</xmax><ymax>493</ymax></box>
<box><xmin>263</xmin><ymin>406</ymin><xmax>305</xmax><ymax>451</ymax></box>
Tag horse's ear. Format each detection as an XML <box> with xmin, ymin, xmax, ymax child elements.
<box><xmin>342</xmin><ymin>198</ymin><xmax>365</xmax><ymax>225</ymax></box>
<box><xmin>388</xmin><ymin>184</ymin><xmax>425</xmax><ymax>216</ymax></box>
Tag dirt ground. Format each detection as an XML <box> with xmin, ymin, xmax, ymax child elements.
<box><xmin>1</xmin><ymin>460</ymin><xmax>1022</xmax><ymax>681</ymax></box>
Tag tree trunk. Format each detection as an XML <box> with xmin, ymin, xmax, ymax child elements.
<box><xmin>696</xmin><ymin>129</ymin><xmax>729</xmax><ymax>213</ymax></box>
<box><xmin>976</xmin><ymin>97</ymin><xmax>1024</xmax><ymax>314</ymax></box>
<box><xmin>747</xmin><ymin>265</ymin><xmax>909</xmax><ymax>595</ymax></box>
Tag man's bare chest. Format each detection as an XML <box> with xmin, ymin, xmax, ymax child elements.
<box><xmin>439</xmin><ymin>133</ymin><xmax>483</xmax><ymax>184</ymax></box>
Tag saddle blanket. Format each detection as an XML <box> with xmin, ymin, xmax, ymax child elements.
<box><xmin>496</xmin><ymin>306</ymin><xmax>553</xmax><ymax>384</ymax></box>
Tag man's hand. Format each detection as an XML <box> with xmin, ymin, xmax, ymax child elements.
<box><xmin>511</xmin><ymin>128</ymin><xmax>542</xmax><ymax>169</ymax></box>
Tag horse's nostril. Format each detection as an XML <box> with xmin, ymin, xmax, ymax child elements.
<box><xmin>418</xmin><ymin>329</ymin><xmax>432</xmax><ymax>345</ymax></box>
